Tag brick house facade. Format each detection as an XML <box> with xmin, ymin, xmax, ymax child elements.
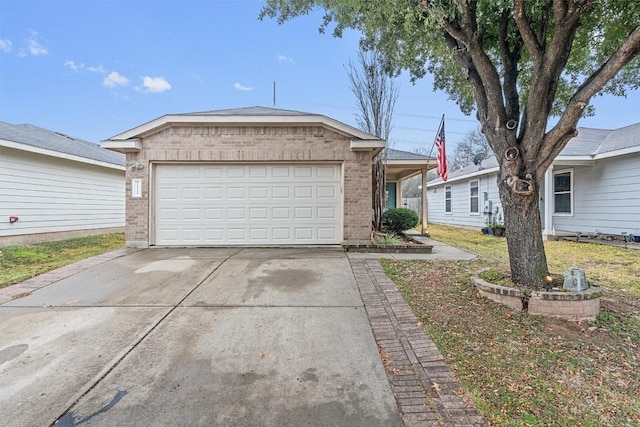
<box><xmin>102</xmin><ymin>107</ymin><xmax>384</xmax><ymax>247</ymax></box>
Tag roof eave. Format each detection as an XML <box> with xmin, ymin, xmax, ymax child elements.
<box><xmin>594</xmin><ymin>145</ymin><xmax>640</xmax><ymax>160</ymax></box>
<box><xmin>101</xmin><ymin>138</ymin><xmax>142</xmax><ymax>153</ymax></box>
<box><xmin>350</xmin><ymin>139</ymin><xmax>386</xmax><ymax>155</ymax></box>
<box><xmin>386</xmin><ymin>159</ymin><xmax>435</xmax><ymax>167</ymax></box>
<box><xmin>553</xmin><ymin>156</ymin><xmax>596</xmax><ymax>166</ymax></box>
<box><xmin>0</xmin><ymin>138</ymin><xmax>126</xmax><ymax>170</ymax></box>
<box><xmin>426</xmin><ymin>166</ymin><xmax>499</xmax><ymax>187</ymax></box>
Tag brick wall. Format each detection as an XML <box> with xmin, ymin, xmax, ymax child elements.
<box><xmin>124</xmin><ymin>125</ymin><xmax>373</xmax><ymax>246</ymax></box>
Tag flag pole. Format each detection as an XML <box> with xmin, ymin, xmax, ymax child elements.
<box><xmin>427</xmin><ymin>114</ymin><xmax>445</xmax><ymax>160</ymax></box>
<box><xmin>422</xmin><ymin>114</ymin><xmax>445</xmax><ymax>236</ymax></box>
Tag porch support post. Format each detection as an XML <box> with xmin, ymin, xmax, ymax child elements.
<box><xmin>396</xmin><ymin>178</ymin><xmax>403</xmax><ymax>209</ymax></box>
<box><xmin>543</xmin><ymin>165</ymin><xmax>554</xmax><ymax>240</ymax></box>
<box><xmin>421</xmin><ymin>168</ymin><xmax>428</xmax><ymax>235</ymax></box>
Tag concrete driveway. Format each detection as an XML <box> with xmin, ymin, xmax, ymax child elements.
<box><xmin>0</xmin><ymin>248</ymin><xmax>402</xmax><ymax>427</ymax></box>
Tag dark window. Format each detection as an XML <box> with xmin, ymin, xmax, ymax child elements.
<box><xmin>553</xmin><ymin>171</ymin><xmax>572</xmax><ymax>214</ymax></box>
<box><xmin>445</xmin><ymin>185</ymin><xmax>452</xmax><ymax>214</ymax></box>
<box><xmin>470</xmin><ymin>180</ymin><xmax>479</xmax><ymax>214</ymax></box>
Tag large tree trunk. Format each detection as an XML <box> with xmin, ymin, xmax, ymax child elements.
<box><xmin>498</xmin><ymin>178</ymin><xmax>549</xmax><ymax>289</ymax></box>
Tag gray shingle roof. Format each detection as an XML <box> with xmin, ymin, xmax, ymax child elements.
<box><xmin>562</xmin><ymin>123</ymin><xmax>640</xmax><ymax>156</ymax></box>
<box><xmin>597</xmin><ymin>122</ymin><xmax>640</xmax><ymax>154</ymax></box>
<box><xmin>386</xmin><ymin>148</ymin><xmax>434</xmax><ymax>161</ymax></box>
<box><xmin>0</xmin><ymin>121</ymin><xmax>125</xmax><ymax>166</ymax></box>
<box><xmin>560</xmin><ymin>127</ymin><xmax>610</xmax><ymax>156</ymax></box>
<box><xmin>429</xmin><ymin>122</ymin><xmax>639</xmax><ymax>185</ymax></box>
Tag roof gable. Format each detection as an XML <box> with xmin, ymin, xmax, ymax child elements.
<box><xmin>102</xmin><ymin>106</ymin><xmax>385</xmax><ymax>154</ymax></box>
<box><xmin>180</xmin><ymin>106</ymin><xmax>314</xmax><ymax>117</ymax></box>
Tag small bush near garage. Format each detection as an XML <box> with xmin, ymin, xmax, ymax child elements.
<box><xmin>383</xmin><ymin>208</ymin><xmax>419</xmax><ymax>234</ymax></box>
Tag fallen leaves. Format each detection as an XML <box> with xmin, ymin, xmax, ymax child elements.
<box><xmin>381</xmin><ymin>257</ymin><xmax>640</xmax><ymax>427</ymax></box>
<box><xmin>11</xmin><ymin>291</ymin><xmax>31</xmax><ymax>300</ymax></box>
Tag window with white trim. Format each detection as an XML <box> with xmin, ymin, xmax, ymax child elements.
<box><xmin>469</xmin><ymin>180</ymin><xmax>479</xmax><ymax>214</ymax></box>
<box><xmin>553</xmin><ymin>170</ymin><xmax>573</xmax><ymax>215</ymax></box>
<box><xmin>445</xmin><ymin>185</ymin><xmax>452</xmax><ymax>214</ymax></box>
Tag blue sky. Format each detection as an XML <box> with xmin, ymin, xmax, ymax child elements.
<box><xmin>1</xmin><ymin>0</ymin><xmax>638</xmax><ymax>154</ymax></box>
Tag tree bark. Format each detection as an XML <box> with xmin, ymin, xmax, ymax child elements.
<box><xmin>372</xmin><ymin>151</ymin><xmax>386</xmax><ymax>232</ymax></box>
<box><xmin>498</xmin><ymin>177</ymin><xmax>548</xmax><ymax>288</ymax></box>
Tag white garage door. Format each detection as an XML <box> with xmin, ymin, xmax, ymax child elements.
<box><xmin>154</xmin><ymin>164</ymin><xmax>342</xmax><ymax>246</ymax></box>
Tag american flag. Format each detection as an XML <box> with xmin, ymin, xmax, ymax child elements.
<box><xmin>435</xmin><ymin>121</ymin><xmax>447</xmax><ymax>181</ymax></box>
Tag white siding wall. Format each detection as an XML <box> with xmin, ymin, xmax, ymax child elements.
<box><xmin>0</xmin><ymin>147</ymin><xmax>125</xmax><ymax>239</ymax></box>
<box><xmin>427</xmin><ymin>171</ymin><xmax>502</xmax><ymax>228</ymax></box>
<box><xmin>552</xmin><ymin>153</ymin><xmax>640</xmax><ymax>235</ymax></box>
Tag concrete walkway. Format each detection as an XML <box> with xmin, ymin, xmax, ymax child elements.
<box><xmin>0</xmin><ymin>243</ymin><xmax>484</xmax><ymax>426</ymax></box>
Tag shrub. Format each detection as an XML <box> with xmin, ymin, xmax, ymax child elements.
<box><xmin>374</xmin><ymin>233</ymin><xmax>403</xmax><ymax>245</ymax></box>
<box><xmin>382</xmin><ymin>208</ymin><xmax>419</xmax><ymax>233</ymax></box>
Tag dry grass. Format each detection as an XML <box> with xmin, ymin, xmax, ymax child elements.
<box><xmin>379</xmin><ymin>224</ymin><xmax>640</xmax><ymax>426</ymax></box>
<box><xmin>0</xmin><ymin>233</ymin><xmax>125</xmax><ymax>289</ymax></box>
<box><xmin>427</xmin><ymin>224</ymin><xmax>640</xmax><ymax>296</ymax></box>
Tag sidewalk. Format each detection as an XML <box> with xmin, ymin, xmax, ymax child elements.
<box><xmin>347</xmin><ymin>230</ymin><xmax>476</xmax><ymax>260</ymax></box>
<box><xmin>347</xmin><ymin>238</ymin><xmax>485</xmax><ymax>426</ymax></box>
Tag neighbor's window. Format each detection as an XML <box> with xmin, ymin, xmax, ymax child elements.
<box><xmin>470</xmin><ymin>180</ymin><xmax>479</xmax><ymax>214</ymax></box>
<box><xmin>553</xmin><ymin>170</ymin><xmax>573</xmax><ymax>215</ymax></box>
<box><xmin>445</xmin><ymin>185</ymin><xmax>452</xmax><ymax>214</ymax></box>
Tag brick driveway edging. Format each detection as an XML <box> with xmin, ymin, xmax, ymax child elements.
<box><xmin>349</xmin><ymin>258</ymin><xmax>486</xmax><ymax>427</ymax></box>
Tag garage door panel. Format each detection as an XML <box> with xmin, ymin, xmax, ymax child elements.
<box><xmin>227</xmin><ymin>208</ymin><xmax>246</xmax><ymax>220</ymax></box>
<box><xmin>317</xmin><ymin>207</ymin><xmax>337</xmax><ymax>219</ymax></box>
<box><xmin>272</xmin><ymin>187</ymin><xmax>290</xmax><ymax>199</ymax></box>
<box><xmin>294</xmin><ymin>186</ymin><xmax>313</xmax><ymax>198</ymax></box>
<box><xmin>249</xmin><ymin>207</ymin><xmax>268</xmax><ymax>220</ymax></box>
<box><xmin>204</xmin><ymin>187</ymin><xmax>223</xmax><ymax>199</ymax></box>
<box><xmin>317</xmin><ymin>186</ymin><xmax>337</xmax><ymax>199</ymax></box>
<box><xmin>317</xmin><ymin>165</ymin><xmax>338</xmax><ymax>177</ymax></box>
<box><xmin>250</xmin><ymin>167</ymin><xmax>268</xmax><ymax>178</ymax></box>
<box><xmin>155</xmin><ymin>164</ymin><xmax>342</xmax><ymax>245</ymax></box>
<box><xmin>227</xmin><ymin>187</ymin><xmax>245</xmax><ymax>199</ymax></box>
<box><xmin>203</xmin><ymin>167</ymin><xmax>223</xmax><ymax>178</ymax></box>
<box><xmin>249</xmin><ymin>187</ymin><xmax>268</xmax><ymax>199</ymax></box>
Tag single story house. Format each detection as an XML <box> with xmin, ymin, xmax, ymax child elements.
<box><xmin>426</xmin><ymin>122</ymin><xmax>640</xmax><ymax>239</ymax></box>
<box><xmin>102</xmin><ymin>107</ymin><xmax>435</xmax><ymax>248</ymax></box>
<box><xmin>0</xmin><ymin>122</ymin><xmax>126</xmax><ymax>246</ymax></box>
<box><xmin>103</xmin><ymin>107</ymin><xmax>384</xmax><ymax>247</ymax></box>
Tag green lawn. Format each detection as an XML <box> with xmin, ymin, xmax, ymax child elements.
<box><xmin>0</xmin><ymin>233</ymin><xmax>125</xmax><ymax>289</ymax></box>
<box><xmin>379</xmin><ymin>224</ymin><xmax>640</xmax><ymax>426</ymax></box>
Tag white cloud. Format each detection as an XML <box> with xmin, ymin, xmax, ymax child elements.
<box><xmin>234</xmin><ymin>82</ymin><xmax>253</xmax><ymax>91</ymax></box>
<box><xmin>0</xmin><ymin>39</ymin><xmax>12</xmax><ymax>53</ymax></box>
<box><xmin>29</xmin><ymin>40</ymin><xmax>48</xmax><ymax>56</ymax></box>
<box><xmin>87</xmin><ymin>65</ymin><xmax>106</xmax><ymax>74</ymax></box>
<box><xmin>278</xmin><ymin>54</ymin><xmax>295</xmax><ymax>63</ymax></box>
<box><xmin>140</xmin><ymin>76</ymin><xmax>171</xmax><ymax>93</ymax></box>
<box><xmin>64</xmin><ymin>60</ymin><xmax>83</xmax><ymax>71</ymax></box>
<box><xmin>27</xmin><ymin>30</ymin><xmax>47</xmax><ymax>56</ymax></box>
<box><xmin>103</xmin><ymin>71</ymin><xmax>130</xmax><ymax>88</ymax></box>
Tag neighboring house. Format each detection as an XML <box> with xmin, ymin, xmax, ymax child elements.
<box><xmin>426</xmin><ymin>123</ymin><xmax>640</xmax><ymax>238</ymax></box>
<box><xmin>102</xmin><ymin>106</ymin><xmax>392</xmax><ymax>247</ymax></box>
<box><xmin>0</xmin><ymin>122</ymin><xmax>126</xmax><ymax>246</ymax></box>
